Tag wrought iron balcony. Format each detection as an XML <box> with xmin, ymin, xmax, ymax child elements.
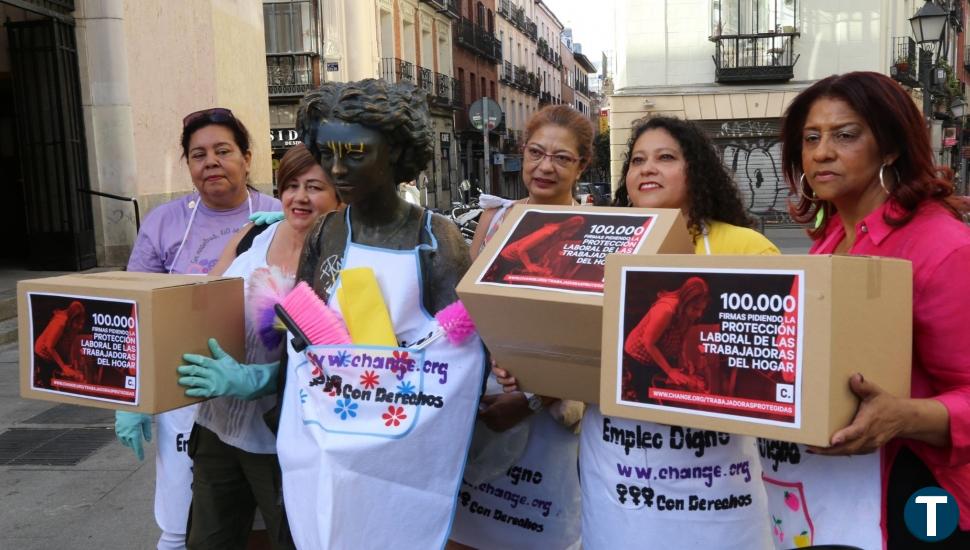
<box><xmin>456</xmin><ymin>18</ymin><xmax>502</xmax><ymax>62</ymax></box>
<box><xmin>891</xmin><ymin>36</ymin><xmax>919</xmax><ymax>88</ymax></box>
<box><xmin>511</xmin><ymin>5</ymin><xmax>525</xmax><ymax>29</ymax></box>
<box><xmin>267</xmin><ymin>53</ymin><xmax>317</xmax><ymax>97</ymax></box>
<box><xmin>417</xmin><ymin>66</ymin><xmax>435</xmax><ymax>95</ymax></box>
<box><xmin>526</xmin><ymin>72</ymin><xmax>540</xmax><ymax>96</ymax></box>
<box><xmin>539</xmin><ymin>91</ymin><xmax>552</xmax><ymax>105</ymax></box>
<box><xmin>498</xmin><ymin>0</ymin><xmax>510</xmax><ymax>18</ymax></box>
<box><xmin>433</xmin><ymin>73</ymin><xmax>461</xmax><ymax>109</ymax></box>
<box><xmin>514</xmin><ymin>65</ymin><xmax>528</xmax><ymax>90</ymax></box>
<box><xmin>711</xmin><ymin>32</ymin><xmax>799</xmax><ymax>83</ymax></box>
<box><xmin>503</xmin><ymin>128</ymin><xmax>520</xmax><ymax>153</ymax></box>
<box><xmin>501</xmin><ymin>61</ymin><xmax>515</xmax><ymax>84</ymax></box>
<box><xmin>525</xmin><ymin>18</ymin><xmax>538</xmax><ymax>42</ymax></box>
<box><xmin>379</xmin><ymin>57</ymin><xmax>415</xmax><ymax>85</ymax></box>
<box><xmin>427</xmin><ymin>0</ymin><xmax>459</xmax><ymax>19</ymax></box>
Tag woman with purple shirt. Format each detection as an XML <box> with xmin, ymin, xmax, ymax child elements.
<box><xmin>116</xmin><ymin>108</ymin><xmax>280</xmax><ymax>550</ymax></box>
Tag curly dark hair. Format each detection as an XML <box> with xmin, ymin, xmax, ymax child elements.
<box><xmin>614</xmin><ymin>116</ymin><xmax>755</xmax><ymax>235</ymax></box>
<box><xmin>297</xmin><ymin>79</ymin><xmax>434</xmax><ymax>183</ymax></box>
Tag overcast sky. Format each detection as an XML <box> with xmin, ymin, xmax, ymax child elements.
<box><xmin>542</xmin><ymin>0</ymin><xmax>617</xmax><ymax>72</ymax></box>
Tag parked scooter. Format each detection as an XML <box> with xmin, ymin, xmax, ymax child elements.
<box><xmin>450</xmin><ymin>180</ymin><xmax>483</xmax><ymax>245</ymax></box>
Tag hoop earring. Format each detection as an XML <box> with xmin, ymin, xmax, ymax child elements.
<box><xmin>878</xmin><ymin>163</ymin><xmax>899</xmax><ymax>195</ymax></box>
<box><xmin>798</xmin><ymin>174</ymin><xmax>817</xmax><ymax>202</ymax></box>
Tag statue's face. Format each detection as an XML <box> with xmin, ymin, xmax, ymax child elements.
<box><xmin>312</xmin><ymin>121</ymin><xmax>394</xmax><ymax>206</ymax></box>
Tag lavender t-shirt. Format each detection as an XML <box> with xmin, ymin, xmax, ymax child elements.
<box><xmin>126</xmin><ymin>191</ymin><xmax>281</xmax><ymax>274</ymax></box>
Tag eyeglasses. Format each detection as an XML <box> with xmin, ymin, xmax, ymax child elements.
<box><xmin>523</xmin><ymin>144</ymin><xmax>580</xmax><ymax>168</ymax></box>
<box><xmin>182</xmin><ymin>107</ymin><xmax>236</xmax><ymax>128</ymax></box>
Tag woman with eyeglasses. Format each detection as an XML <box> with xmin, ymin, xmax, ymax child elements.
<box><xmin>114</xmin><ymin>108</ymin><xmax>280</xmax><ymax>550</ymax></box>
<box><xmin>449</xmin><ymin>105</ymin><xmax>591</xmax><ymax>550</ymax></box>
<box><xmin>495</xmin><ymin>116</ymin><xmax>778</xmax><ymax>549</ymax></box>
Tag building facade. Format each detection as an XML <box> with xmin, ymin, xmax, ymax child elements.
<box><xmin>609</xmin><ymin>0</ymin><xmax>969</xmax><ymax>224</ymax></box>
<box><xmin>454</xmin><ymin>0</ymin><xmax>501</xmax><ymax>197</ymax></box>
<box><xmin>376</xmin><ymin>0</ymin><xmax>462</xmax><ymax>210</ymax></box>
<box><xmin>1</xmin><ymin>0</ymin><xmax>270</xmax><ymax>269</ymax></box>
<box><xmin>494</xmin><ymin>0</ymin><xmax>563</xmax><ymax>197</ymax></box>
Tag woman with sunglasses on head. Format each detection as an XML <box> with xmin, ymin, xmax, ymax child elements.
<box><xmin>764</xmin><ymin>72</ymin><xmax>970</xmax><ymax>549</ymax></box>
<box><xmin>114</xmin><ymin>108</ymin><xmax>280</xmax><ymax>550</ymax></box>
<box><xmin>449</xmin><ymin>105</ymin><xmax>592</xmax><ymax>550</ymax></box>
<box><xmin>496</xmin><ymin>116</ymin><xmax>778</xmax><ymax>549</ymax></box>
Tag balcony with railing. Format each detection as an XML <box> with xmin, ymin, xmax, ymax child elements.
<box><xmin>712</xmin><ymin>33</ymin><xmax>799</xmax><ymax>83</ymax></box>
<box><xmin>511</xmin><ymin>5</ymin><xmax>525</xmax><ymax>29</ymax></box>
<box><xmin>526</xmin><ymin>72</ymin><xmax>540</xmax><ymax>96</ymax></box>
<box><xmin>539</xmin><ymin>90</ymin><xmax>552</xmax><ymax>105</ymax></box>
<box><xmin>525</xmin><ymin>19</ymin><xmax>538</xmax><ymax>41</ymax></box>
<box><xmin>501</xmin><ymin>61</ymin><xmax>515</xmax><ymax>84</ymax></box>
<box><xmin>267</xmin><ymin>53</ymin><xmax>317</xmax><ymax>96</ymax></box>
<box><xmin>513</xmin><ymin>64</ymin><xmax>528</xmax><ymax>90</ymax></box>
<box><xmin>456</xmin><ymin>17</ymin><xmax>502</xmax><ymax>62</ymax></box>
<box><xmin>710</xmin><ymin>1</ymin><xmax>799</xmax><ymax>83</ymax></box>
<box><xmin>574</xmin><ymin>78</ymin><xmax>589</xmax><ymax>96</ymax></box>
<box><xmin>433</xmin><ymin>72</ymin><xmax>462</xmax><ymax>109</ymax></box>
<box><xmin>891</xmin><ymin>37</ymin><xmax>919</xmax><ymax>88</ymax></box>
<box><xmin>503</xmin><ymin>128</ymin><xmax>520</xmax><ymax>153</ymax></box>
<box><xmin>498</xmin><ymin>0</ymin><xmax>510</xmax><ymax>18</ymax></box>
<box><xmin>379</xmin><ymin>57</ymin><xmax>415</xmax><ymax>84</ymax></box>
<box><xmin>417</xmin><ymin>66</ymin><xmax>435</xmax><ymax>95</ymax></box>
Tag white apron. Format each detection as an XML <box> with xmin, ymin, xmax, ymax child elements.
<box><xmin>449</xmin><ymin>383</ymin><xmax>582</xmax><ymax>549</ymax></box>
<box><xmin>155</xmin><ymin>405</ymin><xmax>197</xmax><ymax>535</ymax></box>
<box><xmin>758</xmin><ymin>440</ymin><xmax>882</xmax><ymax>549</ymax></box>
<box><xmin>277</xmin><ymin>209</ymin><xmax>486</xmax><ymax>549</ymax></box>
<box><xmin>578</xmin><ymin>233</ymin><xmax>772</xmax><ymax>550</ymax></box>
<box><xmin>579</xmin><ymin>407</ymin><xmax>773</xmax><ymax>549</ymax></box>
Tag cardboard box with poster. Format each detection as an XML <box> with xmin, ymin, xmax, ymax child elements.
<box><xmin>600</xmin><ymin>254</ymin><xmax>913</xmax><ymax>446</ymax></box>
<box><xmin>18</xmin><ymin>271</ymin><xmax>244</xmax><ymax>414</ymax></box>
<box><xmin>458</xmin><ymin>204</ymin><xmax>694</xmax><ymax>403</ymax></box>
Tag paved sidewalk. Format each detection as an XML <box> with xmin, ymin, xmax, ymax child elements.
<box><xmin>0</xmin><ymin>342</ymin><xmax>159</xmax><ymax>549</ymax></box>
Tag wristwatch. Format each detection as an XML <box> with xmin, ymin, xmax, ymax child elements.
<box><xmin>524</xmin><ymin>392</ymin><xmax>543</xmax><ymax>412</ymax></box>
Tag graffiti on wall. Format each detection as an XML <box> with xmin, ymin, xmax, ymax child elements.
<box><xmin>703</xmin><ymin>120</ymin><xmax>796</xmax><ymax>224</ymax></box>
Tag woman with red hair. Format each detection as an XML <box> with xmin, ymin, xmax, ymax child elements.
<box><xmin>772</xmin><ymin>71</ymin><xmax>970</xmax><ymax>548</ymax></box>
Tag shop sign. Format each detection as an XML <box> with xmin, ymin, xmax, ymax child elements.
<box><xmin>271</xmin><ymin>128</ymin><xmax>301</xmax><ymax>149</ymax></box>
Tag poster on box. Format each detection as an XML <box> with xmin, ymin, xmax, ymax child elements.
<box><xmin>478</xmin><ymin>209</ymin><xmax>656</xmax><ymax>294</ymax></box>
<box><xmin>27</xmin><ymin>292</ymin><xmax>139</xmax><ymax>405</ymax></box>
<box><xmin>614</xmin><ymin>267</ymin><xmax>804</xmax><ymax>427</ymax></box>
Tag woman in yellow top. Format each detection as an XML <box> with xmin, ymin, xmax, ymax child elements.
<box><xmin>498</xmin><ymin>116</ymin><xmax>780</xmax><ymax>548</ymax></box>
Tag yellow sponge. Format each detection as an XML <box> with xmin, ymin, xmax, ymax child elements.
<box><xmin>337</xmin><ymin>267</ymin><xmax>397</xmax><ymax>346</ymax></box>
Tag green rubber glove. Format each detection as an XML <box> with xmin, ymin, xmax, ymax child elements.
<box><xmin>115</xmin><ymin>411</ymin><xmax>152</xmax><ymax>461</ymax></box>
<box><xmin>177</xmin><ymin>338</ymin><xmax>279</xmax><ymax>400</ymax></box>
<box><xmin>249</xmin><ymin>211</ymin><xmax>284</xmax><ymax>226</ymax></box>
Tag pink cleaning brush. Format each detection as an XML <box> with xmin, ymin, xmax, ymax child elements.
<box><xmin>275</xmin><ymin>282</ymin><xmax>352</xmax><ymax>351</ymax></box>
<box><xmin>413</xmin><ymin>300</ymin><xmax>477</xmax><ymax>350</ymax></box>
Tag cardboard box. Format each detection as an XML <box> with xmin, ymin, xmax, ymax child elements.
<box><xmin>599</xmin><ymin>254</ymin><xmax>912</xmax><ymax>446</ymax></box>
<box><xmin>18</xmin><ymin>271</ymin><xmax>244</xmax><ymax>413</ymax></box>
<box><xmin>457</xmin><ymin>205</ymin><xmax>694</xmax><ymax>403</ymax></box>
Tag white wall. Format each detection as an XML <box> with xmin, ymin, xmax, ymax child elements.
<box><xmin>615</xmin><ymin>0</ymin><xmax>896</xmax><ymax>91</ymax></box>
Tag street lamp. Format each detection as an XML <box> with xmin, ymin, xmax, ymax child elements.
<box><xmin>909</xmin><ymin>1</ymin><xmax>948</xmax><ymax>120</ymax></box>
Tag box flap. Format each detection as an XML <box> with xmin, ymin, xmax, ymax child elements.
<box><xmin>18</xmin><ymin>271</ymin><xmax>241</xmax><ymax>292</ymax></box>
